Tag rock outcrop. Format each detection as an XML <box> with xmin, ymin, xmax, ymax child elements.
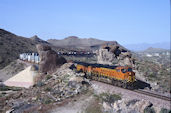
<box><xmin>102</xmin><ymin>98</ymin><xmax>159</xmax><ymax>113</ymax></box>
<box><xmin>97</xmin><ymin>44</ymin><xmax>135</xmax><ymax>66</ymax></box>
<box><xmin>1</xmin><ymin>63</ymin><xmax>90</xmax><ymax>112</ymax></box>
<box><xmin>36</xmin><ymin>44</ymin><xmax>66</xmax><ymax>74</ymax></box>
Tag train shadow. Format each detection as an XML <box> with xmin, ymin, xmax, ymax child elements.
<box><xmin>69</xmin><ymin>64</ymin><xmax>76</xmax><ymax>70</ymax></box>
<box><xmin>134</xmin><ymin>79</ymin><xmax>151</xmax><ymax>90</ymax></box>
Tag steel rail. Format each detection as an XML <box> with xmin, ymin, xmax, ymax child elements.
<box><xmin>133</xmin><ymin>89</ymin><xmax>171</xmax><ymax>101</ymax></box>
<box><xmin>91</xmin><ymin>79</ymin><xmax>171</xmax><ymax>102</ymax></box>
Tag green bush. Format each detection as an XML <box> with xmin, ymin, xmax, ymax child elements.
<box><xmin>85</xmin><ymin>99</ymin><xmax>103</xmax><ymax>113</ymax></box>
<box><xmin>44</xmin><ymin>99</ymin><xmax>52</xmax><ymax>104</ymax></box>
<box><xmin>36</xmin><ymin>81</ymin><xmax>45</xmax><ymax>87</ymax></box>
<box><xmin>160</xmin><ymin>108</ymin><xmax>171</xmax><ymax>113</ymax></box>
<box><xmin>98</xmin><ymin>93</ymin><xmax>121</xmax><ymax>103</ymax></box>
<box><xmin>0</xmin><ymin>85</ymin><xmax>10</xmax><ymax>91</ymax></box>
<box><xmin>46</xmin><ymin>75</ymin><xmax>52</xmax><ymax>80</ymax></box>
<box><xmin>0</xmin><ymin>85</ymin><xmax>21</xmax><ymax>91</ymax></box>
<box><xmin>42</xmin><ymin>98</ymin><xmax>53</xmax><ymax>104</ymax></box>
<box><xmin>144</xmin><ymin>106</ymin><xmax>156</xmax><ymax>113</ymax></box>
<box><xmin>45</xmin><ymin>87</ymin><xmax>51</xmax><ymax>92</ymax></box>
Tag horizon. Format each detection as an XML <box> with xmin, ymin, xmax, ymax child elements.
<box><xmin>0</xmin><ymin>0</ymin><xmax>170</xmax><ymax>45</ymax></box>
<box><xmin>1</xmin><ymin>27</ymin><xmax>170</xmax><ymax>46</ymax></box>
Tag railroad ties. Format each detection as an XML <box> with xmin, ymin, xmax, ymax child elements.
<box><xmin>134</xmin><ymin>89</ymin><xmax>171</xmax><ymax>102</ymax></box>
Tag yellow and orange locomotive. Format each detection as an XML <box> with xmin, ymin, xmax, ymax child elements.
<box><xmin>76</xmin><ymin>62</ymin><xmax>135</xmax><ymax>89</ymax></box>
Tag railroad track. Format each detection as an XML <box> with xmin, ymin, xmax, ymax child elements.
<box><xmin>74</xmin><ymin>64</ymin><xmax>171</xmax><ymax>102</ymax></box>
<box><xmin>134</xmin><ymin>89</ymin><xmax>171</xmax><ymax>102</ymax></box>
<box><xmin>91</xmin><ymin>79</ymin><xmax>171</xmax><ymax>102</ymax></box>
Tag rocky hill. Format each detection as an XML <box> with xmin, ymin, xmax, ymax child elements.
<box><xmin>30</xmin><ymin>35</ymin><xmax>49</xmax><ymax>44</ymax></box>
<box><xmin>124</xmin><ymin>42</ymin><xmax>170</xmax><ymax>51</ymax></box>
<box><xmin>0</xmin><ymin>29</ymin><xmax>48</xmax><ymax>69</ymax></box>
<box><xmin>136</xmin><ymin>47</ymin><xmax>170</xmax><ymax>65</ymax></box>
<box><xmin>97</xmin><ymin>44</ymin><xmax>134</xmax><ymax>66</ymax></box>
<box><xmin>142</xmin><ymin>47</ymin><xmax>169</xmax><ymax>53</ymax></box>
<box><xmin>133</xmin><ymin>47</ymin><xmax>171</xmax><ymax>93</ymax></box>
<box><xmin>47</xmin><ymin>36</ymin><xmax>119</xmax><ymax>50</ymax></box>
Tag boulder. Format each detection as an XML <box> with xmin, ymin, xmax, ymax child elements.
<box><xmin>69</xmin><ymin>76</ymin><xmax>84</xmax><ymax>83</ymax></box>
<box><xmin>97</xmin><ymin>48</ymin><xmax>117</xmax><ymax>65</ymax></box>
<box><xmin>36</xmin><ymin>44</ymin><xmax>51</xmax><ymax>51</ymax></box>
<box><xmin>103</xmin><ymin>102</ymin><xmax>112</xmax><ymax>111</ymax></box>
<box><xmin>36</xmin><ymin>44</ymin><xmax>66</xmax><ymax>74</ymax></box>
<box><xmin>97</xmin><ymin>44</ymin><xmax>135</xmax><ymax>66</ymax></box>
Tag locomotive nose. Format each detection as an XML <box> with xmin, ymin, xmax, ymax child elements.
<box><xmin>128</xmin><ymin>72</ymin><xmax>132</xmax><ymax>76</ymax></box>
<box><xmin>129</xmin><ymin>72</ymin><xmax>135</xmax><ymax>76</ymax></box>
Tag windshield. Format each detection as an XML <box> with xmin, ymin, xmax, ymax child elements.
<box><xmin>121</xmin><ymin>68</ymin><xmax>133</xmax><ymax>73</ymax></box>
<box><xmin>121</xmin><ymin>69</ymin><xmax>127</xmax><ymax>73</ymax></box>
<box><xmin>128</xmin><ymin>68</ymin><xmax>132</xmax><ymax>72</ymax></box>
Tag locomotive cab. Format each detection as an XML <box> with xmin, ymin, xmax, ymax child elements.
<box><xmin>119</xmin><ymin>67</ymin><xmax>135</xmax><ymax>83</ymax></box>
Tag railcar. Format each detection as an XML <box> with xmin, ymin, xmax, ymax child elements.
<box><xmin>75</xmin><ymin>62</ymin><xmax>135</xmax><ymax>89</ymax></box>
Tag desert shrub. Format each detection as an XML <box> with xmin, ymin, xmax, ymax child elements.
<box><xmin>160</xmin><ymin>108</ymin><xmax>171</xmax><ymax>113</ymax></box>
<box><xmin>11</xmin><ymin>87</ymin><xmax>22</xmax><ymax>91</ymax></box>
<box><xmin>36</xmin><ymin>81</ymin><xmax>45</xmax><ymax>87</ymax></box>
<box><xmin>42</xmin><ymin>98</ymin><xmax>53</xmax><ymax>104</ymax></box>
<box><xmin>44</xmin><ymin>87</ymin><xmax>51</xmax><ymax>92</ymax></box>
<box><xmin>98</xmin><ymin>93</ymin><xmax>121</xmax><ymax>103</ymax></box>
<box><xmin>85</xmin><ymin>99</ymin><xmax>103</xmax><ymax>113</ymax></box>
<box><xmin>126</xmin><ymin>99</ymin><xmax>139</xmax><ymax>106</ymax></box>
<box><xmin>144</xmin><ymin>106</ymin><xmax>156</xmax><ymax>113</ymax></box>
<box><xmin>0</xmin><ymin>85</ymin><xmax>10</xmax><ymax>91</ymax></box>
<box><xmin>44</xmin><ymin>99</ymin><xmax>52</xmax><ymax>104</ymax></box>
<box><xmin>0</xmin><ymin>85</ymin><xmax>21</xmax><ymax>91</ymax></box>
<box><xmin>46</xmin><ymin>75</ymin><xmax>52</xmax><ymax>80</ymax></box>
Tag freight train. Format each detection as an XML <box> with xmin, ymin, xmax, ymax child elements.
<box><xmin>75</xmin><ymin>62</ymin><xmax>136</xmax><ymax>89</ymax></box>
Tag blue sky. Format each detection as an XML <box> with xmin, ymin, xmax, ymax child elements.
<box><xmin>0</xmin><ymin>0</ymin><xmax>170</xmax><ymax>45</ymax></box>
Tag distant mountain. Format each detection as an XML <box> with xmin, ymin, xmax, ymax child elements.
<box><xmin>47</xmin><ymin>36</ymin><xmax>120</xmax><ymax>50</ymax></box>
<box><xmin>47</xmin><ymin>36</ymin><xmax>104</xmax><ymax>47</ymax></box>
<box><xmin>30</xmin><ymin>35</ymin><xmax>49</xmax><ymax>44</ymax></box>
<box><xmin>124</xmin><ymin>42</ymin><xmax>170</xmax><ymax>51</ymax></box>
<box><xmin>143</xmin><ymin>47</ymin><xmax>168</xmax><ymax>53</ymax></box>
<box><xmin>0</xmin><ymin>29</ymin><xmax>49</xmax><ymax>69</ymax></box>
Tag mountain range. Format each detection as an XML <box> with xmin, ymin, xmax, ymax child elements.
<box><xmin>0</xmin><ymin>29</ymin><xmax>124</xmax><ymax>69</ymax></box>
<box><xmin>124</xmin><ymin>42</ymin><xmax>170</xmax><ymax>51</ymax></box>
<box><xmin>0</xmin><ymin>28</ymin><xmax>169</xmax><ymax>69</ymax></box>
<box><xmin>47</xmin><ymin>36</ymin><xmax>119</xmax><ymax>50</ymax></box>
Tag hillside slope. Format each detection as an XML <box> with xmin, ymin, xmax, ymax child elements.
<box><xmin>0</xmin><ymin>29</ymin><xmax>48</xmax><ymax>69</ymax></box>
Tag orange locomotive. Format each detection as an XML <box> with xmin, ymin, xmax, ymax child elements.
<box><xmin>76</xmin><ymin>62</ymin><xmax>135</xmax><ymax>89</ymax></box>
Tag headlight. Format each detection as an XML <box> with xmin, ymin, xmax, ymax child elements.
<box><xmin>129</xmin><ymin>72</ymin><xmax>132</xmax><ymax>75</ymax></box>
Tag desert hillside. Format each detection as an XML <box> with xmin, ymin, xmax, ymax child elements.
<box><xmin>0</xmin><ymin>29</ymin><xmax>48</xmax><ymax>69</ymax></box>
